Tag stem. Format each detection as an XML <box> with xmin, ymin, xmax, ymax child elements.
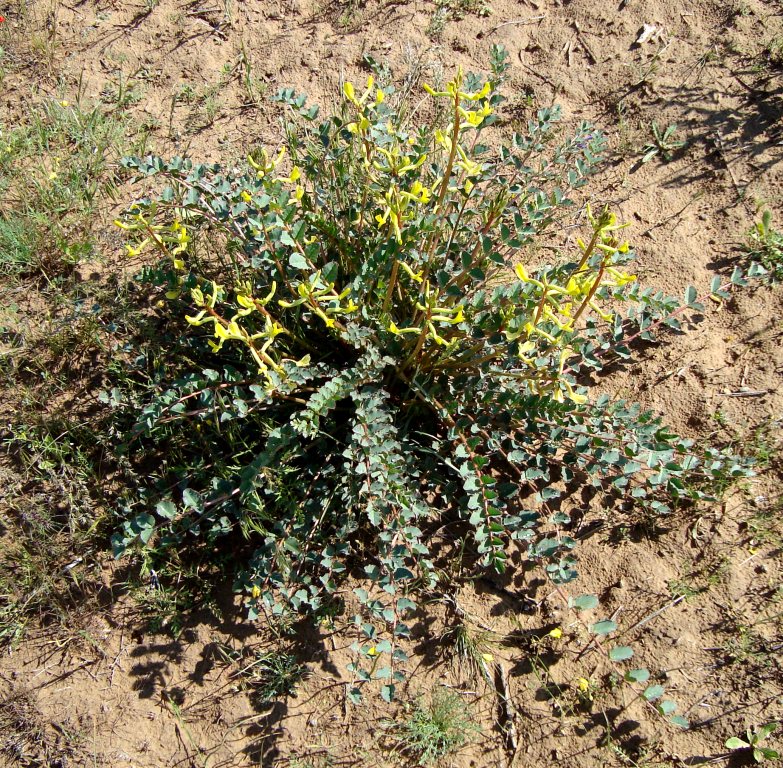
<box><xmin>433</xmin><ymin>91</ymin><xmax>462</xmax><ymax>213</ymax></box>
<box><xmin>570</xmin><ymin>261</ymin><xmax>606</xmax><ymax>325</ymax></box>
<box><xmin>382</xmin><ymin>259</ymin><xmax>400</xmax><ymax>315</ymax></box>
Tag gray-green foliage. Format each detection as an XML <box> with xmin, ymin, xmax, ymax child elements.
<box><xmin>107</xmin><ymin>48</ymin><xmax>753</xmax><ymax>702</ymax></box>
<box><xmin>726</xmin><ymin>722</ymin><xmax>780</xmax><ymax>763</ymax></box>
<box><xmin>745</xmin><ymin>211</ymin><xmax>783</xmax><ymax>281</ymax></box>
<box><xmin>395</xmin><ymin>689</ymin><xmax>479</xmax><ymax>765</ymax></box>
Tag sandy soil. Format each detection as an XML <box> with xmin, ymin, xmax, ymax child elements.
<box><xmin>0</xmin><ymin>0</ymin><xmax>782</xmax><ymax>766</ymax></box>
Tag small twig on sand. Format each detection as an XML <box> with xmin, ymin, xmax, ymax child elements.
<box><xmin>573</xmin><ymin>21</ymin><xmax>598</xmax><ymax>64</ymax></box>
<box><xmin>721</xmin><ymin>389</ymin><xmax>769</xmax><ymax>398</ymax></box>
<box><xmin>479</xmin><ymin>15</ymin><xmax>546</xmax><ymax>38</ymax></box>
<box><xmin>494</xmin><ymin>662</ymin><xmax>519</xmax><ymax>760</ymax></box>
<box><xmin>720</xmin><ymin>389</ymin><xmax>769</xmax><ymax>397</ymax></box>
<box><xmin>622</xmin><ymin>595</ymin><xmax>685</xmax><ymax>636</ymax></box>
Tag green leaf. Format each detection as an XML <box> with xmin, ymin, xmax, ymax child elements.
<box><xmin>657</xmin><ymin>699</ymin><xmax>677</xmax><ymax>715</ymax></box>
<box><xmin>156</xmin><ymin>501</ymin><xmax>177</xmax><ymax>520</ymax></box>
<box><xmin>322</xmin><ymin>261</ymin><xmax>339</xmax><ymax>283</ymax></box>
<box><xmin>570</xmin><ymin>594</ymin><xmax>599</xmax><ymax>611</ymax></box>
<box><xmin>380</xmin><ymin>684</ymin><xmax>395</xmax><ymax>702</ymax></box>
<box><xmin>684</xmin><ymin>285</ymin><xmax>698</xmax><ymax>306</ymax></box>
<box><xmin>136</xmin><ymin>516</ymin><xmax>155</xmax><ymax>544</ymax></box>
<box><xmin>608</xmin><ymin>645</ymin><xmax>634</xmax><ymax>662</ymax></box>
<box><xmin>396</xmin><ymin>598</ymin><xmax>416</xmax><ymax>614</ymax></box>
<box><xmin>756</xmin><ymin>723</ymin><xmax>778</xmax><ymax>741</ymax></box>
<box><xmin>374</xmin><ymin>667</ymin><xmax>392</xmax><ymax>679</ymax></box>
<box><xmin>642</xmin><ymin>684</ymin><xmax>665</xmax><ymax>701</ymax></box>
<box><xmin>669</xmin><ymin>715</ymin><xmax>690</xmax><ymax>729</ymax></box>
<box><xmin>725</xmin><ymin>737</ymin><xmax>749</xmax><ymax>750</ymax></box>
<box><xmin>590</xmin><ymin>620</ymin><xmax>617</xmax><ymax>635</ymax></box>
<box><xmin>182</xmin><ymin>488</ymin><xmax>204</xmax><ymax>513</ymax></box>
<box><xmin>289</xmin><ymin>253</ymin><xmax>308</xmax><ymax>269</ymax></box>
<box><xmin>625</xmin><ymin>668</ymin><xmax>650</xmax><ymax>683</ymax></box>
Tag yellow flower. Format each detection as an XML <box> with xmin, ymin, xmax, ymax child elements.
<box><xmin>367</xmin><ymin>646</ymin><xmax>378</xmax><ymax>657</ymax></box>
<box><xmin>48</xmin><ymin>171</ymin><xmax>58</xmax><ymax>181</ymax></box>
<box><xmin>59</xmin><ymin>100</ymin><xmax>69</xmax><ymax>108</ymax></box>
<box><xmin>400</xmin><ymin>262</ymin><xmax>424</xmax><ymax>283</ymax></box>
<box><xmin>343</xmin><ymin>81</ymin><xmax>357</xmax><ymax>104</ymax></box>
<box><xmin>241</xmin><ymin>190</ymin><xmax>252</xmax><ymax>203</ymax></box>
<box><xmin>548</xmin><ymin>627</ymin><xmax>563</xmax><ymax>639</ymax></box>
<box><xmin>481</xmin><ymin>653</ymin><xmax>494</xmax><ymax>664</ymax></box>
<box><xmin>577</xmin><ymin>677</ymin><xmax>590</xmax><ymax>692</ymax></box>
<box><xmin>251</xmin><ymin>585</ymin><xmax>261</xmax><ymax>598</ymax></box>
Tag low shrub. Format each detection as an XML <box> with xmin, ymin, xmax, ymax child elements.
<box><xmin>111</xmin><ymin>48</ymin><xmax>753</xmax><ymax>703</ymax></box>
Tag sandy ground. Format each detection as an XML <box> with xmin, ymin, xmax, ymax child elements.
<box><xmin>1</xmin><ymin>0</ymin><xmax>782</xmax><ymax>765</ymax></box>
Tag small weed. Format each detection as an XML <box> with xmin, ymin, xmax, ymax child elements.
<box><xmin>668</xmin><ymin>557</ymin><xmax>728</xmax><ymax>602</ymax></box>
<box><xmin>745</xmin><ymin>494</ymin><xmax>783</xmax><ymax>549</ymax></box>
<box><xmin>712</xmin><ymin>408</ymin><xmax>729</xmax><ymax>428</ymax></box>
<box><xmin>395</xmin><ymin>689</ymin><xmax>479</xmax><ymax>766</ymax></box>
<box><xmin>227</xmin><ymin>41</ymin><xmax>267</xmax><ymax>105</ymax></box>
<box><xmin>427</xmin><ymin>0</ymin><xmax>490</xmax><ymax>40</ymax></box>
<box><xmin>726</xmin><ymin>722</ymin><xmax>780</xmax><ymax>763</ymax></box>
<box><xmin>730</xmin><ymin>1</ymin><xmax>752</xmax><ymax>19</ymax></box>
<box><xmin>603</xmin><ymin>726</ymin><xmax>661</xmax><ymax>768</ymax></box>
<box><xmin>641</xmin><ymin>122</ymin><xmax>686</xmax><ymax>163</ymax></box>
<box><xmin>0</xmin><ymin>690</ymin><xmax>59</xmax><ymax>765</ymax></box>
<box><xmin>236</xmin><ymin>649</ymin><xmax>306</xmax><ymax>703</ymax></box>
<box><xmin>426</xmin><ymin>6</ymin><xmax>449</xmax><ymax>40</ymax></box>
<box><xmin>100</xmin><ymin>69</ymin><xmax>145</xmax><ymax>109</ymax></box>
<box><xmin>632</xmin><ymin>41</ymin><xmax>669</xmax><ymax>88</ymax></box>
<box><xmin>290</xmin><ymin>752</ymin><xmax>336</xmax><ymax>768</ymax></box>
<box><xmin>0</xmin><ymin>98</ymin><xmax>127</xmax><ymax>277</ymax></box>
<box><xmin>614</xmin><ymin>99</ymin><xmax>635</xmax><ymax>156</ymax></box>
<box><xmin>748</xmin><ymin>422</ymin><xmax>779</xmax><ymax>469</ymax></box>
<box><xmin>762</xmin><ymin>36</ymin><xmax>783</xmax><ymax>69</ymax></box>
<box><xmin>744</xmin><ymin>211</ymin><xmax>783</xmax><ymax>281</ymax></box>
<box><xmin>443</xmin><ymin>620</ymin><xmax>495</xmax><ymax>682</ymax></box>
<box><xmin>668</xmin><ymin>578</ymin><xmax>703</xmax><ymax>601</ymax></box>
<box><xmin>182</xmin><ymin>84</ymin><xmax>224</xmax><ymax>131</ymax></box>
<box><xmin>334</xmin><ymin>0</ymin><xmax>363</xmax><ymax>30</ymax></box>
<box><xmin>723</xmin><ymin>624</ymin><xmax>770</xmax><ymax>668</ymax></box>
<box><xmin>440</xmin><ymin>0</ymin><xmax>491</xmax><ymax>20</ymax></box>
<box><xmin>696</xmin><ymin>47</ymin><xmax>720</xmax><ymax>69</ymax></box>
